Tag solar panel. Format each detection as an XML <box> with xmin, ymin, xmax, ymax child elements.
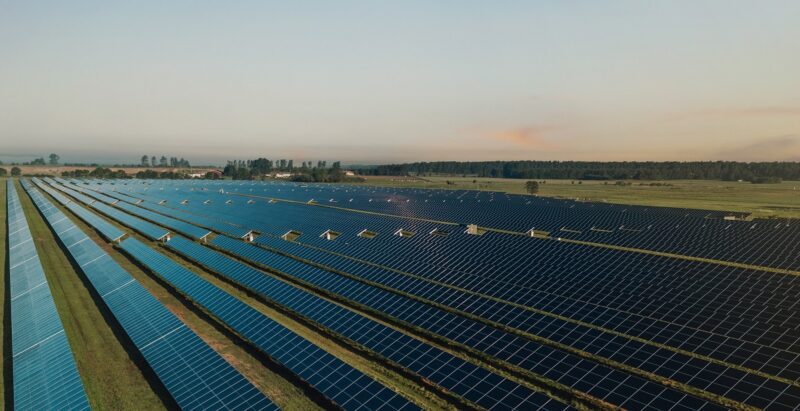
<box><xmin>248</xmin><ymin>234</ymin><xmax>800</xmax><ymax>409</ymax></box>
<box><xmin>20</xmin><ymin>180</ymin><xmax>275</xmax><ymax>410</ymax></box>
<box><xmin>7</xmin><ymin>180</ymin><xmax>90</xmax><ymax>410</ymax></box>
<box><xmin>63</xmin><ymin>178</ymin><xmax>800</xmax><ymax>410</ymax></box>
<box><xmin>118</xmin><ymin>237</ymin><xmax>420</xmax><ymax>411</ymax></box>
<box><xmin>213</xmin><ymin>236</ymin><xmax>733</xmax><ymax>411</ymax></box>
<box><xmin>114</xmin><ymin>201</ymin><xmax>211</xmax><ymax>240</ymax></box>
<box><xmin>166</xmin><ymin>236</ymin><xmax>566</xmax><ymax>411</ymax></box>
<box><xmin>31</xmin><ymin>179</ymin><xmax>126</xmax><ymax>242</ymax></box>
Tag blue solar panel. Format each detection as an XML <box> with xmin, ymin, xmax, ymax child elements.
<box><xmin>31</xmin><ymin>179</ymin><xmax>126</xmax><ymax>242</ymax></box>
<box><xmin>61</xmin><ymin>179</ymin><xmax>800</xmax><ymax>410</ymax></box>
<box><xmin>114</xmin><ymin>201</ymin><xmax>211</xmax><ymax>240</ymax></box>
<box><xmin>7</xmin><ymin>180</ymin><xmax>89</xmax><ymax>410</ymax></box>
<box><xmin>89</xmin><ymin>201</ymin><xmax>169</xmax><ymax>240</ymax></box>
<box><xmin>74</xmin><ymin>181</ymin><xmax>251</xmax><ymax>238</ymax></box>
<box><xmin>119</xmin><ymin>237</ymin><xmax>420</xmax><ymax>411</ymax></box>
<box><xmin>167</xmin><ymin>236</ymin><xmax>567</xmax><ymax>411</ymax></box>
<box><xmin>21</xmin><ymin>180</ymin><xmax>275</xmax><ymax>410</ymax></box>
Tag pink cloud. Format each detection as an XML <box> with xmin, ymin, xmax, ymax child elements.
<box><xmin>487</xmin><ymin>126</ymin><xmax>559</xmax><ymax>149</ymax></box>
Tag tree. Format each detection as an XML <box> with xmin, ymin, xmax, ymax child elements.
<box><xmin>49</xmin><ymin>153</ymin><xmax>60</xmax><ymax>165</ymax></box>
<box><xmin>160</xmin><ymin>156</ymin><xmax>168</xmax><ymax>167</ymax></box>
<box><xmin>0</xmin><ymin>168</ymin><xmax>7</xmax><ymax>176</ymax></box>
<box><xmin>151</xmin><ymin>156</ymin><xmax>157</xmax><ymax>168</ymax></box>
<box><xmin>525</xmin><ymin>180</ymin><xmax>539</xmax><ymax>195</ymax></box>
<box><xmin>11</xmin><ymin>166</ymin><xmax>21</xmax><ymax>176</ymax></box>
<box><xmin>141</xmin><ymin>155</ymin><xmax>150</xmax><ymax>167</ymax></box>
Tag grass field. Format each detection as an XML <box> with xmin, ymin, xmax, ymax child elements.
<box><xmin>354</xmin><ymin>176</ymin><xmax>800</xmax><ymax>219</ymax></box>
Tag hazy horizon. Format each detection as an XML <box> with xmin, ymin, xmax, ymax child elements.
<box><xmin>2</xmin><ymin>1</ymin><xmax>799</xmax><ymax>163</ymax></box>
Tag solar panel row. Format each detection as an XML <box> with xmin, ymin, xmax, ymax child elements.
<box><xmin>118</xmin><ymin>237</ymin><xmax>420</xmax><ymax>411</ymax></box>
<box><xmin>246</xmin><ymin>233</ymin><xmax>800</xmax><ymax>409</ymax></box>
<box><xmin>55</xmin><ymin>179</ymin><xmax>800</xmax><ymax>410</ymax></box>
<box><xmin>32</xmin><ymin>179</ymin><xmax>125</xmax><ymax>242</ymax></box>
<box><xmin>21</xmin><ymin>180</ymin><xmax>276</xmax><ymax>410</ymax></box>
<box><xmin>152</xmin><ymin>185</ymin><xmax>798</xmax><ymax>382</ymax></box>
<box><xmin>76</xmin><ymin>180</ymin><xmax>728</xmax><ymax>409</ymax></box>
<box><xmin>166</xmin><ymin>236</ymin><xmax>569</xmax><ymax>411</ymax></box>
<box><xmin>211</xmin><ymin>236</ymin><xmax>736</xmax><ymax>411</ymax></box>
<box><xmin>112</xmin><ymin>183</ymin><xmax>800</xmax><ymax>376</ymax></box>
<box><xmin>45</xmin><ymin>179</ymin><xmax>171</xmax><ymax>242</ymax></box>
<box><xmin>114</xmin><ymin>201</ymin><xmax>212</xmax><ymax>240</ymax></box>
<box><xmin>79</xmin><ymin>183</ymin><xmax>253</xmax><ymax>238</ymax></box>
<box><xmin>6</xmin><ymin>180</ymin><xmax>89</xmax><ymax>410</ymax></box>
<box><xmin>215</xmin><ymin>180</ymin><xmax>800</xmax><ymax>270</ymax></box>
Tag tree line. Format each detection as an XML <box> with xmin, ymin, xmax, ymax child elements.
<box><xmin>140</xmin><ymin>155</ymin><xmax>191</xmax><ymax>168</ymax></box>
<box><xmin>2</xmin><ymin>153</ymin><xmax>62</xmax><ymax>166</ymax></box>
<box><xmin>61</xmin><ymin>167</ymin><xmax>129</xmax><ymax>178</ymax></box>
<box><xmin>0</xmin><ymin>167</ymin><xmax>21</xmax><ymax>176</ymax></box>
<box><xmin>361</xmin><ymin>161</ymin><xmax>800</xmax><ymax>181</ymax></box>
<box><xmin>223</xmin><ymin>158</ymin><xmax>362</xmax><ymax>182</ymax></box>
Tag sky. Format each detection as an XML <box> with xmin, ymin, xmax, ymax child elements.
<box><xmin>1</xmin><ymin>1</ymin><xmax>799</xmax><ymax>165</ymax></box>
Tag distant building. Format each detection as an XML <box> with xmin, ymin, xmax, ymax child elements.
<box><xmin>190</xmin><ymin>169</ymin><xmax>223</xmax><ymax>179</ymax></box>
<box><xmin>274</xmin><ymin>172</ymin><xmax>292</xmax><ymax>178</ymax></box>
<box><xmin>344</xmin><ymin>170</ymin><xmax>355</xmax><ymax>176</ymax></box>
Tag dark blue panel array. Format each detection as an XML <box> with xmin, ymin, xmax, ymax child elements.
<box><xmin>57</xmin><ymin>189</ymin><xmax>170</xmax><ymax>241</ymax></box>
<box><xmin>166</xmin><ymin>236</ymin><xmax>566</xmax><ymax>411</ymax></box>
<box><xmin>7</xmin><ymin>180</ymin><xmax>89</xmax><ymax>410</ymax></box>
<box><xmin>248</xmin><ymin>234</ymin><xmax>800</xmax><ymax>409</ymax></box>
<box><xmin>118</xmin><ymin>237</ymin><xmax>419</xmax><ymax>411</ymax></box>
<box><xmin>61</xmin><ymin>179</ymin><xmax>800</xmax><ymax>411</ymax></box>
<box><xmin>113</xmin><ymin>200</ymin><xmax>211</xmax><ymax>240</ymax></box>
<box><xmin>21</xmin><ymin>180</ymin><xmax>275</xmax><ymax>410</ymax></box>
<box><xmin>211</xmin><ymin>236</ymin><xmax>730</xmax><ymax>411</ymax></box>
<box><xmin>33</xmin><ymin>179</ymin><xmax>125</xmax><ymax>242</ymax></box>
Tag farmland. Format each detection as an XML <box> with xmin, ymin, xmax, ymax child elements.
<box><xmin>354</xmin><ymin>176</ymin><xmax>800</xmax><ymax>219</ymax></box>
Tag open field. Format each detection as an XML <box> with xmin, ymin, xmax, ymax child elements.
<box><xmin>355</xmin><ymin>176</ymin><xmax>800</xmax><ymax>219</ymax></box>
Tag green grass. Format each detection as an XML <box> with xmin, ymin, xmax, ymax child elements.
<box><xmin>354</xmin><ymin>176</ymin><xmax>800</xmax><ymax>219</ymax></box>
<box><xmin>12</xmin><ymin>178</ymin><xmax>168</xmax><ymax>410</ymax></box>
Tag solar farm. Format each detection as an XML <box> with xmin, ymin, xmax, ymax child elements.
<box><xmin>2</xmin><ymin>177</ymin><xmax>799</xmax><ymax>411</ymax></box>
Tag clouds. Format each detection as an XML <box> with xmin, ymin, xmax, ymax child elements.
<box><xmin>486</xmin><ymin>126</ymin><xmax>560</xmax><ymax>149</ymax></box>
